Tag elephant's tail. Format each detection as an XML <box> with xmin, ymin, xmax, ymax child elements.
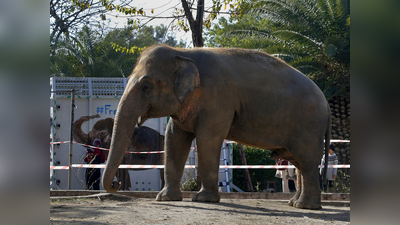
<box><xmin>323</xmin><ymin>103</ymin><xmax>332</xmax><ymax>186</ymax></box>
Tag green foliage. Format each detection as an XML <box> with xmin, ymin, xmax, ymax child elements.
<box><xmin>231</xmin><ymin>144</ymin><xmax>279</xmax><ymax>192</ymax></box>
<box><xmin>231</xmin><ymin>144</ymin><xmax>350</xmax><ymax>193</ymax></box>
<box><xmin>50</xmin><ymin>24</ymin><xmax>186</xmax><ymax>77</ymax></box>
<box><xmin>180</xmin><ymin>167</ymin><xmax>197</xmax><ymax>191</ymax></box>
<box><xmin>204</xmin><ymin>0</ymin><xmax>243</xmax><ymax>28</ymax></box>
<box><xmin>110</xmin><ymin>43</ymin><xmax>145</xmax><ymax>55</ymax></box>
<box><xmin>205</xmin><ymin>15</ymin><xmax>277</xmax><ymax>49</ymax></box>
<box><xmin>88</xmin><ymin>0</ymin><xmax>244</xmax><ymax>48</ymax></box>
<box><xmin>181</xmin><ymin>178</ymin><xmax>198</xmax><ymax>191</ymax></box>
<box><xmin>51</xmin><ymin>0</ymin><xmax>127</xmax><ymax>43</ymax></box>
<box><xmin>111</xmin><ymin>24</ymin><xmax>186</xmax><ymax>54</ymax></box>
<box><xmin>206</xmin><ymin>0</ymin><xmax>350</xmax><ymax>99</ymax></box>
<box><xmin>326</xmin><ymin>169</ymin><xmax>350</xmax><ymax>193</ymax></box>
<box><xmin>70</xmin><ymin>0</ymin><xmax>145</xmax><ymax>16</ymax></box>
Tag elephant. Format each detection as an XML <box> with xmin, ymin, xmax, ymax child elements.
<box><xmin>73</xmin><ymin>115</ymin><xmax>165</xmax><ymax>190</ymax></box>
<box><xmin>102</xmin><ymin>44</ymin><xmax>331</xmax><ymax>210</ymax></box>
<box><xmin>73</xmin><ymin>114</ymin><xmax>113</xmax><ymax>159</ymax></box>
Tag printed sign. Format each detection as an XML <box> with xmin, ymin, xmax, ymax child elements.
<box><xmin>96</xmin><ymin>104</ymin><xmax>117</xmax><ymax>115</ymax></box>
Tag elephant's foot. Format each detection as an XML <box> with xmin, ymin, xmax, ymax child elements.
<box><xmin>293</xmin><ymin>196</ymin><xmax>321</xmax><ymax>210</ymax></box>
<box><xmin>155</xmin><ymin>187</ymin><xmax>182</xmax><ymax>201</ymax></box>
<box><xmin>288</xmin><ymin>191</ymin><xmax>300</xmax><ymax>206</ymax></box>
<box><xmin>192</xmin><ymin>190</ymin><xmax>220</xmax><ymax>202</ymax></box>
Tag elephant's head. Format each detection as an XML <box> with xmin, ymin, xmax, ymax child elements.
<box><xmin>102</xmin><ymin>45</ymin><xmax>200</xmax><ymax>193</ymax></box>
<box><xmin>73</xmin><ymin>114</ymin><xmax>114</xmax><ymax>151</ymax></box>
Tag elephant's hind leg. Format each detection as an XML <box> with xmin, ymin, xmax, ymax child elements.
<box><xmin>156</xmin><ymin>122</ymin><xmax>194</xmax><ymax>201</ymax></box>
<box><xmin>293</xmin><ymin>169</ymin><xmax>322</xmax><ymax>210</ymax></box>
<box><xmin>288</xmin><ymin>143</ymin><xmax>322</xmax><ymax>209</ymax></box>
<box><xmin>292</xmin><ymin>165</ymin><xmax>322</xmax><ymax>209</ymax></box>
<box><xmin>289</xmin><ymin>169</ymin><xmax>301</xmax><ymax>206</ymax></box>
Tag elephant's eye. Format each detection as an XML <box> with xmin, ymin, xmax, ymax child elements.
<box><xmin>141</xmin><ymin>81</ymin><xmax>154</xmax><ymax>92</ymax></box>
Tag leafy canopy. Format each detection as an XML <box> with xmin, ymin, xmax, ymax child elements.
<box><xmin>206</xmin><ymin>0</ymin><xmax>350</xmax><ymax>99</ymax></box>
<box><xmin>50</xmin><ymin>24</ymin><xmax>186</xmax><ymax>77</ymax></box>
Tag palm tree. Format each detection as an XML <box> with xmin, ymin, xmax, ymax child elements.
<box><xmin>222</xmin><ymin>0</ymin><xmax>350</xmax><ymax>99</ymax></box>
<box><xmin>50</xmin><ymin>26</ymin><xmax>140</xmax><ymax>77</ymax></box>
<box><xmin>50</xmin><ymin>25</ymin><xmax>187</xmax><ymax>78</ymax></box>
<box><xmin>50</xmin><ymin>26</ymin><xmax>102</xmax><ymax>77</ymax></box>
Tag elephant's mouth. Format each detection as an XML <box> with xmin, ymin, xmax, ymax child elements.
<box><xmin>138</xmin><ymin>116</ymin><xmax>148</xmax><ymax>127</ymax></box>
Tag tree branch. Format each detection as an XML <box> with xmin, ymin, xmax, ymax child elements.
<box><xmin>196</xmin><ymin>0</ymin><xmax>204</xmax><ymax>26</ymax></box>
<box><xmin>181</xmin><ymin>0</ymin><xmax>195</xmax><ymax>30</ymax></box>
<box><xmin>194</xmin><ymin>0</ymin><xmax>204</xmax><ymax>47</ymax></box>
<box><xmin>106</xmin><ymin>13</ymin><xmax>186</xmax><ymax>19</ymax></box>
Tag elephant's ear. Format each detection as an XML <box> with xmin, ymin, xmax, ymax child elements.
<box><xmin>173</xmin><ymin>55</ymin><xmax>200</xmax><ymax>104</ymax></box>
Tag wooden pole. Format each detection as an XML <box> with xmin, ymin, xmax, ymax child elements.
<box><xmin>194</xmin><ymin>139</ymin><xmax>202</xmax><ymax>191</ymax></box>
<box><xmin>51</xmin><ymin>89</ymin><xmax>79</xmax><ymax>190</ymax></box>
<box><xmin>68</xmin><ymin>89</ymin><xmax>75</xmax><ymax>190</ymax></box>
<box><xmin>121</xmin><ymin>156</ymin><xmax>126</xmax><ymax>190</ymax></box>
<box><xmin>238</xmin><ymin>143</ymin><xmax>254</xmax><ymax>192</ymax></box>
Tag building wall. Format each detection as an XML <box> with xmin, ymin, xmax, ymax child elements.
<box><xmin>50</xmin><ymin>77</ymin><xmax>167</xmax><ymax>190</ymax></box>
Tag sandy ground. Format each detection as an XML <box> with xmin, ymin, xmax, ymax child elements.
<box><xmin>50</xmin><ymin>194</ymin><xmax>350</xmax><ymax>225</ymax></box>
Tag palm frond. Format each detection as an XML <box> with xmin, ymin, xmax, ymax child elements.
<box><xmin>54</xmin><ymin>47</ymin><xmax>84</xmax><ymax>64</ymax></box>
<box><xmin>224</xmin><ymin>28</ymin><xmax>273</xmax><ymax>41</ymax></box>
<box><xmin>317</xmin><ymin>0</ymin><xmax>334</xmax><ymax>22</ymax></box>
<box><xmin>272</xmin><ymin>30</ymin><xmax>323</xmax><ymax>48</ymax></box>
<box><xmin>217</xmin><ymin>0</ymin><xmax>350</xmax><ymax>99</ymax></box>
<box><xmin>271</xmin><ymin>53</ymin><xmax>297</xmax><ymax>63</ymax></box>
<box><xmin>289</xmin><ymin>56</ymin><xmax>324</xmax><ymax>74</ymax></box>
<box><xmin>251</xmin><ymin>0</ymin><xmax>298</xmax><ymax>27</ymax></box>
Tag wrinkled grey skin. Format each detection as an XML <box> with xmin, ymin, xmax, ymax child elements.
<box><xmin>102</xmin><ymin>44</ymin><xmax>331</xmax><ymax>210</ymax></box>
<box><xmin>73</xmin><ymin>115</ymin><xmax>164</xmax><ymax>190</ymax></box>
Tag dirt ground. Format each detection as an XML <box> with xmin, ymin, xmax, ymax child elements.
<box><xmin>50</xmin><ymin>193</ymin><xmax>349</xmax><ymax>224</ymax></box>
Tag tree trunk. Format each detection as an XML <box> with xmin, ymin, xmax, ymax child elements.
<box><xmin>238</xmin><ymin>144</ymin><xmax>254</xmax><ymax>192</ymax></box>
<box><xmin>181</xmin><ymin>0</ymin><xmax>204</xmax><ymax>47</ymax></box>
<box><xmin>180</xmin><ymin>0</ymin><xmax>205</xmax><ymax>190</ymax></box>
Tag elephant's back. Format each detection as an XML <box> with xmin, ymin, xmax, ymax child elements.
<box><xmin>186</xmin><ymin>47</ymin><xmax>310</xmax><ymax>89</ymax></box>
<box><xmin>192</xmin><ymin>48</ymin><xmax>324</xmax><ymax>104</ymax></box>
<box><xmin>181</xmin><ymin>47</ymin><xmax>328</xmax><ymax>118</ymax></box>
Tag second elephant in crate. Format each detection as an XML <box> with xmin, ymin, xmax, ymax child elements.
<box><xmin>117</xmin><ymin>125</ymin><xmax>165</xmax><ymax>190</ymax></box>
<box><xmin>73</xmin><ymin>115</ymin><xmax>165</xmax><ymax>190</ymax></box>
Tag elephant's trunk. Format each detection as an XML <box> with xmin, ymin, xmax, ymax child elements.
<box><xmin>101</xmin><ymin>80</ymin><xmax>148</xmax><ymax>193</ymax></box>
<box><xmin>73</xmin><ymin>115</ymin><xmax>95</xmax><ymax>144</ymax></box>
<box><xmin>101</xmin><ymin>91</ymin><xmax>142</xmax><ymax>192</ymax></box>
<box><xmin>102</xmin><ymin>113</ymin><xmax>138</xmax><ymax>193</ymax></box>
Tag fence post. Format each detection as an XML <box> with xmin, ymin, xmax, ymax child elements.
<box><xmin>238</xmin><ymin>143</ymin><xmax>254</xmax><ymax>192</ymax></box>
<box><xmin>68</xmin><ymin>89</ymin><xmax>75</xmax><ymax>190</ymax></box>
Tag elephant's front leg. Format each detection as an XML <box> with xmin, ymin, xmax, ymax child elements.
<box><xmin>192</xmin><ymin>133</ymin><xmax>225</xmax><ymax>202</ymax></box>
<box><xmin>156</xmin><ymin>121</ymin><xmax>194</xmax><ymax>201</ymax></box>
